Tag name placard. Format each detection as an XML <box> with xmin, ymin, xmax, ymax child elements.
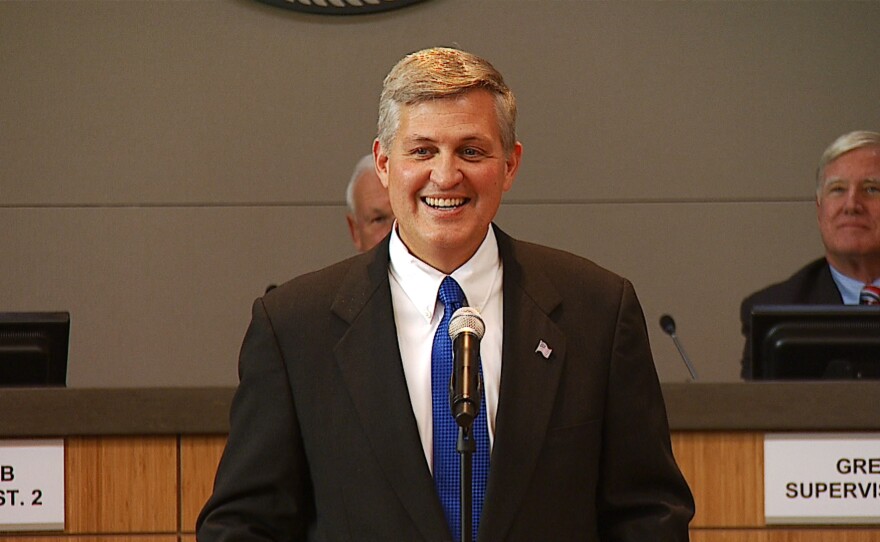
<box><xmin>0</xmin><ymin>439</ymin><xmax>64</xmax><ymax>531</ymax></box>
<box><xmin>765</xmin><ymin>433</ymin><xmax>880</xmax><ymax>524</ymax></box>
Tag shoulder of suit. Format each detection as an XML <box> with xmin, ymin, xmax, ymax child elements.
<box><xmin>261</xmin><ymin>251</ymin><xmax>372</xmax><ymax>309</ymax></box>
<box><xmin>741</xmin><ymin>257</ymin><xmax>829</xmax><ymax>308</ymax></box>
<box><xmin>505</xmin><ymin>236</ymin><xmax>627</xmax><ymax>290</ymax></box>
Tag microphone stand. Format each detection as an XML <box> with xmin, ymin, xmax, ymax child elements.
<box><xmin>448</xmin><ymin>309</ymin><xmax>485</xmax><ymax>542</ymax></box>
<box><xmin>457</xmin><ymin>425</ymin><xmax>475</xmax><ymax>542</ymax></box>
<box><xmin>659</xmin><ymin>314</ymin><xmax>699</xmax><ymax>381</ymax></box>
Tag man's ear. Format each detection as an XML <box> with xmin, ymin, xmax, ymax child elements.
<box><xmin>502</xmin><ymin>141</ymin><xmax>523</xmax><ymax>192</ymax></box>
<box><xmin>346</xmin><ymin>214</ymin><xmax>362</xmax><ymax>252</ymax></box>
<box><xmin>373</xmin><ymin>139</ymin><xmax>390</xmax><ymax>188</ymax></box>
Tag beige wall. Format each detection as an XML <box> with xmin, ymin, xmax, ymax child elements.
<box><xmin>1</xmin><ymin>0</ymin><xmax>878</xmax><ymax>386</ymax></box>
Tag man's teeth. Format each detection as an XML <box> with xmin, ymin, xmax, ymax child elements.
<box><xmin>424</xmin><ymin>197</ymin><xmax>465</xmax><ymax>209</ymax></box>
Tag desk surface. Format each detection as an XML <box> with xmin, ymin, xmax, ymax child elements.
<box><xmin>2</xmin><ymin>382</ymin><xmax>879</xmax><ymax>437</ymax></box>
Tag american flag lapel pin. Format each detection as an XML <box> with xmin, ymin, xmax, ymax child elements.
<box><xmin>535</xmin><ymin>340</ymin><xmax>552</xmax><ymax>359</ymax></box>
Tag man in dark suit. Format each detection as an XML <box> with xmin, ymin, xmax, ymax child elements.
<box><xmin>197</xmin><ymin>46</ymin><xmax>693</xmax><ymax>541</ymax></box>
<box><xmin>740</xmin><ymin>130</ymin><xmax>880</xmax><ymax>378</ymax></box>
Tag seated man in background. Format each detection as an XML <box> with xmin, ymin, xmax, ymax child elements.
<box><xmin>740</xmin><ymin>130</ymin><xmax>880</xmax><ymax>378</ymax></box>
<box><xmin>345</xmin><ymin>153</ymin><xmax>395</xmax><ymax>252</ymax></box>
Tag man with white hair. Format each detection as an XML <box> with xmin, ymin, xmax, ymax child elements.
<box><xmin>740</xmin><ymin>130</ymin><xmax>880</xmax><ymax>378</ymax></box>
<box><xmin>345</xmin><ymin>153</ymin><xmax>394</xmax><ymax>252</ymax></box>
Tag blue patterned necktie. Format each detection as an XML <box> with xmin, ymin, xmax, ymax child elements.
<box><xmin>432</xmin><ymin>276</ymin><xmax>491</xmax><ymax>542</ymax></box>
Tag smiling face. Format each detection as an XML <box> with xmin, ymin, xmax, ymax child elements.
<box><xmin>374</xmin><ymin>89</ymin><xmax>522</xmax><ymax>273</ymax></box>
<box><xmin>816</xmin><ymin>145</ymin><xmax>880</xmax><ymax>279</ymax></box>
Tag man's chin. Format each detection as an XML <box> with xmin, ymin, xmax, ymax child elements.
<box><xmin>828</xmin><ymin>245</ymin><xmax>880</xmax><ymax>259</ymax></box>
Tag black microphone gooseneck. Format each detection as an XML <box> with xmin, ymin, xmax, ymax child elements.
<box><xmin>448</xmin><ymin>307</ymin><xmax>485</xmax><ymax>542</ymax></box>
<box><xmin>659</xmin><ymin>314</ymin><xmax>699</xmax><ymax>381</ymax></box>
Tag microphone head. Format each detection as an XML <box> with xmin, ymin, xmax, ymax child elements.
<box><xmin>659</xmin><ymin>314</ymin><xmax>676</xmax><ymax>335</ymax></box>
<box><xmin>449</xmin><ymin>307</ymin><xmax>485</xmax><ymax>340</ymax></box>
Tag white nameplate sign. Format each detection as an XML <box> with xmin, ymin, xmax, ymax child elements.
<box><xmin>765</xmin><ymin>433</ymin><xmax>880</xmax><ymax>524</ymax></box>
<box><xmin>0</xmin><ymin>439</ymin><xmax>65</xmax><ymax>531</ymax></box>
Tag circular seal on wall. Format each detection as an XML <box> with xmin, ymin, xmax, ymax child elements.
<box><xmin>255</xmin><ymin>0</ymin><xmax>429</xmax><ymax>16</ymax></box>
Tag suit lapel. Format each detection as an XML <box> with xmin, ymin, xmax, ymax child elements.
<box><xmin>331</xmin><ymin>242</ymin><xmax>449</xmax><ymax>541</ymax></box>
<box><xmin>328</xmin><ymin>230</ymin><xmax>570</xmax><ymax>540</ymax></box>
<box><xmin>813</xmin><ymin>261</ymin><xmax>845</xmax><ymax>304</ymax></box>
<box><xmin>479</xmin><ymin>229</ymin><xmax>566</xmax><ymax>541</ymax></box>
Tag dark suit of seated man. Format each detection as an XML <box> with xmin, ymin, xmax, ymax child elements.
<box><xmin>740</xmin><ymin>130</ymin><xmax>880</xmax><ymax>379</ymax></box>
<box><xmin>197</xmin><ymin>46</ymin><xmax>694</xmax><ymax>541</ymax></box>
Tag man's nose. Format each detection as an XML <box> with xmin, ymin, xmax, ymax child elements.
<box><xmin>429</xmin><ymin>155</ymin><xmax>463</xmax><ymax>188</ymax></box>
<box><xmin>843</xmin><ymin>186</ymin><xmax>866</xmax><ymax>212</ymax></box>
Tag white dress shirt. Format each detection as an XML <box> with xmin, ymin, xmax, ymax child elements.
<box><xmin>829</xmin><ymin>264</ymin><xmax>880</xmax><ymax>305</ymax></box>
<box><xmin>388</xmin><ymin>225</ymin><xmax>503</xmax><ymax>472</ymax></box>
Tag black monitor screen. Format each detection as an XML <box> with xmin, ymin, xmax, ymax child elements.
<box><xmin>0</xmin><ymin>312</ymin><xmax>70</xmax><ymax>387</ymax></box>
<box><xmin>751</xmin><ymin>305</ymin><xmax>880</xmax><ymax>380</ymax></box>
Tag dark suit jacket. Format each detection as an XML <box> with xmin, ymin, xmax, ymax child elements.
<box><xmin>197</xmin><ymin>226</ymin><xmax>694</xmax><ymax>541</ymax></box>
<box><xmin>739</xmin><ymin>257</ymin><xmax>842</xmax><ymax>378</ymax></box>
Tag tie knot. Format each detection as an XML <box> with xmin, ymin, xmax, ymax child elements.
<box><xmin>438</xmin><ymin>276</ymin><xmax>467</xmax><ymax>310</ymax></box>
<box><xmin>860</xmin><ymin>285</ymin><xmax>880</xmax><ymax>305</ymax></box>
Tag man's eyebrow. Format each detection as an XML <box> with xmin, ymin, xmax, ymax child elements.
<box><xmin>401</xmin><ymin>134</ymin><xmax>493</xmax><ymax>144</ymax></box>
<box><xmin>401</xmin><ymin>134</ymin><xmax>436</xmax><ymax>144</ymax></box>
<box><xmin>458</xmin><ymin>135</ymin><xmax>492</xmax><ymax>144</ymax></box>
<box><xmin>822</xmin><ymin>177</ymin><xmax>880</xmax><ymax>187</ymax></box>
<box><xmin>823</xmin><ymin>177</ymin><xmax>880</xmax><ymax>184</ymax></box>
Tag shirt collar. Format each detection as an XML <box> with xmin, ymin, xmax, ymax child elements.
<box><xmin>388</xmin><ymin>224</ymin><xmax>502</xmax><ymax>322</ymax></box>
<box><xmin>828</xmin><ymin>263</ymin><xmax>880</xmax><ymax>304</ymax></box>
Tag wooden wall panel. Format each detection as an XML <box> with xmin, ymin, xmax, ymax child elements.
<box><xmin>65</xmin><ymin>436</ymin><xmax>177</xmax><ymax>533</ymax></box>
<box><xmin>672</xmin><ymin>431</ymin><xmax>764</xmax><ymax>527</ymax></box>
<box><xmin>180</xmin><ymin>435</ymin><xmax>226</xmax><ymax>533</ymax></box>
<box><xmin>5</xmin><ymin>431</ymin><xmax>880</xmax><ymax>541</ymax></box>
<box><xmin>1</xmin><ymin>538</ymin><xmax>177</xmax><ymax>542</ymax></box>
<box><xmin>768</xmin><ymin>531</ymin><xmax>880</xmax><ymax>541</ymax></box>
<box><xmin>691</xmin><ymin>530</ymin><xmax>880</xmax><ymax>542</ymax></box>
<box><xmin>691</xmin><ymin>527</ymin><xmax>880</xmax><ymax>542</ymax></box>
<box><xmin>690</xmin><ymin>530</ymin><xmax>768</xmax><ymax>542</ymax></box>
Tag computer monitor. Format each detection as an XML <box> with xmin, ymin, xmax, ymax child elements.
<box><xmin>750</xmin><ymin>305</ymin><xmax>880</xmax><ymax>380</ymax></box>
<box><xmin>0</xmin><ymin>312</ymin><xmax>70</xmax><ymax>386</ymax></box>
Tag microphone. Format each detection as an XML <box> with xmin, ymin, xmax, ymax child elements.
<box><xmin>659</xmin><ymin>314</ymin><xmax>698</xmax><ymax>381</ymax></box>
<box><xmin>448</xmin><ymin>307</ymin><xmax>485</xmax><ymax>428</ymax></box>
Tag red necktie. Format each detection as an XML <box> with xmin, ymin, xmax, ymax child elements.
<box><xmin>859</xmin><ymin>285</ymin><xmax>880</xmax><ymax>305</ymax></box>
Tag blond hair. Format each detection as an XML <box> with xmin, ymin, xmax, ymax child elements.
<box><xmin>377</xmin><ymin>47</ymin><xmax>517</xmax><ymax>155</ymax></box>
